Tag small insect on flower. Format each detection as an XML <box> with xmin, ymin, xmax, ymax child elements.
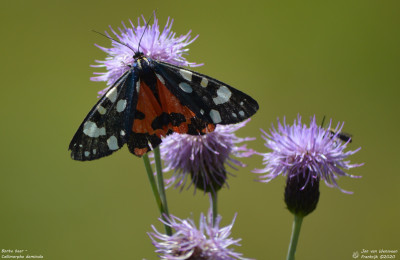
<box><xmin>69</xmin><ymin>14</ymin><xmax>259</xmax><ymax>161</ymax></box>
<box><xmin>148</xmin><ymin>211</ymin><xmax>249</xmax><ymax>260</ymax></box>
<box><xmin>329</xmin><ymin>129</ymin><xmax>353</xmax><ymax>143</ymax></box>
<box><xmin>254</xmin><ymin>115</ymin><xmax>363</xmax><ymax>194</ymax></box>
<box><xmin>321</xmin><ymin>116</ymin><xmax>353</xmax><ymax>143</ymax></box>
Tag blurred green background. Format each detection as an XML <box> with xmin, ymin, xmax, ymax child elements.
<box><xmin>1</xmin><ymin>0</ymin><xmax>399</xmax><ymax>259</ymax></box>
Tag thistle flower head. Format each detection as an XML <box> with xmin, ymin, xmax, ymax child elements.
<box><xmin>254</xmin><ymin>115</ymin><xmax>363</xmax><ymax>194</ymax></box>
<box><xmin>159</xmin><ymin>119</ymin><xmax>255</xmax><ymax>193</ymax></box>
<box><xmin>91</xmin><ymin>13</ymin><xmax>202</xmax><ymax>96</ymax></box>
<box><xmin>148</xmin><ymin>211</ymin><xmax>249</xmax><ymax>260</ymax></box>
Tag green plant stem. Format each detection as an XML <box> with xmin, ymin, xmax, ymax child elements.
<box><xmin>210</xmin><ymin>191</ymin><xmax>218</xmax><ymax>226</ymax></box>
<box><xmin>153</xmin><ymin>146</ymin><xmax>172</xmax><ymax>236</ymax></box>
<box><xmin>287</xmin><ymin>214</ymin><xmax>304</xmax><ymax>260</ymax></box>
<box><xmin>142</xmin><ymin>153</ymin><xmax>172</xmax><ymax>236</ymax></box>
<box><xmin>142</xmin><ymin>154</ymin><xmax>163</xmax><ymax>214</ymax></box>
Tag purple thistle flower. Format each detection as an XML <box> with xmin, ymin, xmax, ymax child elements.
<box><xmin>254</xmin><ymin>115</ymin><xmax>363</xmax><ymax>194</ymax></box>
<box><xmin>159</xmin><ymin>119</ymin><xmax>255</xmax><ymax>193</ymax></box>
<box><xmin>148</xmin><ymin>211</ymin><xmax>249</xmax><ymax>260</ymax></box>
<box><xmin>91</xmin><ymin>14</ymin><xmax>202</xmax><ymax>96</ymax></box>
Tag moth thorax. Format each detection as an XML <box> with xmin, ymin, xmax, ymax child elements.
<box><xmin>136</xmin><ymin>57</ymin><xmax>150</xmax><ymax>70</ymax></box>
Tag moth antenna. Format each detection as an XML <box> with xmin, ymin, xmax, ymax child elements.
<box><xmin>92</xmin><ymin>30</ymin><xmax>136</xmax><ymax>54</ymax></box>
<box><xmin>137</xmin><ymin>10</ymin><xmax>157</xmax><ymax>53</ymax></box>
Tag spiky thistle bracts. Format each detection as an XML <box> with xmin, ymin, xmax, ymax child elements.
<box><xmin>159</xmin><ymin>119</ymin><xmax>256</xmax><ymax>192</ymax></box>
<box><xmin>254</xmin><ymin>115</ymin><xmax>363</xmax><ymax>193</ymax></box>
<box><xmin>148</xmin><ymin>211</ymin><xmax>250</xmax><ymax>260</ymax></box>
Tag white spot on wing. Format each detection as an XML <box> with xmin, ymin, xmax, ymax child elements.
<box><xmin>179</xmin><ymin>69</ymin><xmax>192</xmax><ymax>81</ymax></box>
<box><xmin>156</xmin><ymin>74</ymin><xmax>165</xmax><ymax>84</ymax></box>
<box><xmin>107</xmin><ymin>136</ymin><xmax>119</xmax><ymax>150</ymax></box>
<box><xmin>136</xmin><ymin>80</ymin><xmax>141</xmax><ymax>92</ymax></box>
<box><xmin>84</xmin><ymin>151</ymin><xmax>90</xmax><ymax>157</ymax></box>
<box><xmin>179</xmin><ymin>82</ymin><xmax>193</xmax><ymax>93</ymax></box>
<box><xmin>232</xmin><ymin>112</ymin><xmax>237</xmax><ymax>117</ymax></box>
<box><xmin>209</xmin><ymin>109</ymin><xmax>222</xmax><ymax>123</ymax></box>
<box><xmin>239</xmin><ymin>111</ymin><xmax>245</xmax><ymax>117</ymax></box>
<box><xmin>120</xmin><ymin>130</ymin><xmax>125</xmax><ymax>136</ymax></box>
<box><xmin>106</xmin><ymin>87</ymin><xmax>118</xmax><ymax>103</ymax></box>
<box><xmin>200</xmin><ymin>109</ymin><xmax>204</xmax><ymax>115</ymax></box>
<box><xmin>200</xmin><ymin>78</ymin><xmax>208</xmax><ymax>88</ymax></box>
<box><xmin>83</xmin><ymin>121</ymin><xmax>106</xmax><ymax>138</ymax></box>
<box><xmin>97</xmin><ymin>105</ymin><xmax>107</xmax><ymax>115</ymax></box>
<box><xmin>213</xmin><ymin>85</ymin><xmax>232</xmax><ymax>105</ymax></box>
<box><xmin>240</xmin><ymin>101</ymin><xmax>244</xmax><ymax>106</ymax></box>
<box><xmin>93</xmin><ymin>149</ymin><xmax>97</xmax><ymax>155</ymax></box>
<box><xmin>116</xmin><ymin>99</ymin><xmax>127</xmax><ymax>112</ymax></box>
